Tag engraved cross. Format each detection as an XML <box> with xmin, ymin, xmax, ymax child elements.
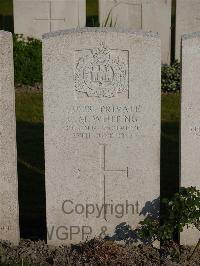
<box><xmin>99</xmin><ymin>144</ymin><xmax>128</xmax><ymax>220</ymax></box>
<box><xmin>34</xmin><ymin>1</ymin><xmax>65</xmax><ymax>32</ymax></box>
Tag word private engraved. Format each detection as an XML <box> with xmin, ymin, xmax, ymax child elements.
<box><xmin>75</xmin><ymin>42</ymin><xmax>129</xmax><ymax>98</ymax></box>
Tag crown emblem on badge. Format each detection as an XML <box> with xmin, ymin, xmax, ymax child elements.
<box><xmin>91</xmin><ymin>42</ymin><xmax>110</xmax><ymax>64</ymax></box>
<box><xmin>75</xmin><ymin>43</ymin><xmax>129</xmax><ymax>98</ymax></box>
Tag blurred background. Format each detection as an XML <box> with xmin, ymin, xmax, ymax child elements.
<box><xmin>0</xmin><ymin>0</ymin><xmax>100</xmax><ymax>31</ymax></box>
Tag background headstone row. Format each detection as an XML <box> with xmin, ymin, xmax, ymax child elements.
<box><xmin>12</xmin><ymin>0</ymin><xmax>200</xmax><ymax>64</ymax></box>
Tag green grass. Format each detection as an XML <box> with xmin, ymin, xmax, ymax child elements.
<box><xmin>15</xmin><ymin>91</ymin><xmax>180</xmax><ymax>239</ymax></box>
<box><xmin>16</xmin><ymin>92</ymin><xmax>43</xmax><ymax>123</ymax></box>
<box><xmin>86</xmin><ymin>0</ymin><xmax>98</xmax><ymax>17</ymax></box>
<box><xmin>0</xmin><ymin>0</ymin><xmax>13</xmax><ymax>16</ymax></box>
<box><xmin>162</xmin><ymin>93</ymin><xmax>180</xmax><ymax>122</ymax></box>
<box><xmin>86</xmin><ymin>0</ymin><xmax>99</xmax><ymax>26</ymax></box>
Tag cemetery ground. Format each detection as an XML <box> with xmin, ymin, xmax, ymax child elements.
<box><xmin>2</xmin><ymin>90</ymin><xmax>199</xmax><ymax>265</ymax></box>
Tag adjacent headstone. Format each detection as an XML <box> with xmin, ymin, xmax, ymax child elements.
<box><xmin>176</xmin><ymin>0</ymin><xmax>200</xmax><ymax>60</ymax></box>
<box><xmin>99</xmin><ymin>0</ymin><xmax>171</xmax><ymax>64</ymax></box>
<box><xmin>43</xmin><ymin>28</ymin><xmax>161</xmax><ymax>246</ymax></box>
<box><xmin>181</xmin><ymin>32</ymin><xmax>200</xmax><ymax>245</ymax></box>
<box><xmin>13</xmin><ymin>0</ymin><xmax>86</xmax><ymax>39</ymax></box>
<box><xmin>0</xmin><ymin>31</ymin><xmax>19</xmax><ymax>244</ymax></box>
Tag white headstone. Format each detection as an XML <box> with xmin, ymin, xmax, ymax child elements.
<box><xmin>43</xmin><ymin>28</ymin><xmax>161</xmax><ymax>246</ymax></box>
<box><xmin>0</xmin><ymin>31</ymin><xmax>19</xmax><ymax>245</ymax></box>
<box><xmin>13</xmin><ymin>0</ymin><xmax>86</xmax><ymax>39</ymax></box>
<box><xmin>99</xmin><ymin>0</ymin><xmax>171</xmax><ymax>64</ymax></box>
<box><xmin>181</xmin><ymin>32</ymin><xmax>200</xmax><ymax>245</ymax></box>
<box><xmin>176</xmin><ymin>0</ymin><xmax>200</xmax><ymax>60</ymax></box>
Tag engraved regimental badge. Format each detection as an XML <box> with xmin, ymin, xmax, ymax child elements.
<box><xmin>75</xmin><ymin>43</ymin><xmax>129</xmax><ymax>98</ymax></box>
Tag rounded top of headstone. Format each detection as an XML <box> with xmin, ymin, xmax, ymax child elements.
<box><xmin>42</xmin><ymin>27</ymin><xmax>159</xmax><ymax>40</ymax></box>
<box><xmin>182</xmin><ymin>31</ymin><xmax>200</xmax><ymax>41</ymax></box>
<box><xmin>0</xmin><ymin>30</ymin><xmax>12</xmax><ymax>38</ymax></box>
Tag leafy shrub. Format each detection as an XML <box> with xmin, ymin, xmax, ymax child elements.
<box><xmin>13</xmin><ymin>34</ymin><xmax>42</xmax><ymax>86</ymax></box>
<box><xmin>140</xmin><ymin>187</ymin><xmax>200</xmax><ymax>242</ymax></box>
<box><xmin>139</xmin><ymin>187</ymin><xmax>200</xmax><ymax>260</ymax></box>
<box><xmin>161</xmin><ymin>61</ymin><xmax>181</xmax><ymax>93</ymax></box>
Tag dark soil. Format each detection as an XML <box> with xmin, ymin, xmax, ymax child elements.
<box><xmin>0</xmin><ymin>239</ymin><xmax>199</xmax><ymax>265</ymax></box>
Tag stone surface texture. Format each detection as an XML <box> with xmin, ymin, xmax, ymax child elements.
<box><xmin>13</xmin><ymin>0</ymin><xmax>86</xmax><ymax>39</ymax></box>
<box><xmin>43</xmin><ymin>28</ymin><xmax>161</xmax><ymax>246</ymax></box>
<box><xmin>181</xmin><ymin>32</ymin><xmax>200</xmax><ymax>246</ymax></box>
<box><xmin>0</xmin><ymin>31</ymin><xmax>19</xmax><ymax>245</ymax></box>
<box><xmin>176</xmin><ymin>0</ymin><xmax>200</xmax><ymax>60</ymax></box>
<box><xmin>99</xmin><ymin>0</ymin><xmax>171</xmax><ymax>64</ymax></box>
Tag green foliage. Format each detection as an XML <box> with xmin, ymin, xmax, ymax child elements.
<box><xmin>164</xmin><ymin>187</ymin><xmax>200</xmax><ymax>231</ymax></box>
<box><xmin>88</xmin><ymin>7</ymin><xmax>117</xmax><ymax>27</ymax></box>
<box><xmin>161</xmin><ymin>93</ymin><xmax>180</xmax><ymax>122</ymax></box>
<box><xmin>0</xmin><ymin>0</ymin><xmax>13</xmax><ymax>16</ymax></box>
<box><xmin>162</xmin><ymin>61</ymin><xmax>181</xmax><ymax>93</ymax></box>
<box><xmin>138</xmin><ymin>216</ymin><xmax>160</xmax><ymax>242</ymax></box>
<box><xmin>86</xmin><ymin>0</ymin><xmax>98</xmax><ymax>17</ymax></box>
<box><xmin>86</xmin><ymin>16</ymin><xmax>99</xmax><ymax>27</ymax></box>
<box><xmin>13</xmin><ymin>34</ymin><xmax>42</xmax><ymax>86</ymax></box>
<box><xmin>16</xmin><ymin>91</ymin><xmax>43</xmax><ymax>123</ymax></box>
<box><xmin>139</xmin><ymin>187</ymin><xmax>200</xmax><ymax>243</ymax></box>
<box><xmin>86</xmin><ymin>0</ymin><xmax>99</xmax><ymax>27</ymax></box>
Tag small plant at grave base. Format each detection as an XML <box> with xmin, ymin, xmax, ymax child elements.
<box><xmin>139</xmin><ymin>187</ymin><xmax>200</xmax><ymax>261</ymax></box>
<box><xmin>161</xmin><ymin>61</ymin><xmax>181</xmax><ymax>93</ymax></box>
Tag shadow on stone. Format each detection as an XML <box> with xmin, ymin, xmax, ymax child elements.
<box><xmin>107</xmin><ymin>197</ymin><xmax>160</xmax><ymax>244</ymax></box>
<box><xmin>17</xmin><ymin>121</ymin><xmax>46</xmax><ymax>241</ymax></box>
<box><xmin>161</xmin><ymin>121</ymin><xmax>179</xmax><ymax>199</ymax></box>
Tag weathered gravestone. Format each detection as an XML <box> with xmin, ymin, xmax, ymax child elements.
<box><xmin>176</xmin><ymin>0</ymin><xmax>200</xmax><ymax>60</ymax></box>
<box><xmin>13</xmin><ymin>0</ymin><xmax>86</xmax><ymax>39</ymax></box>
<box><xmin>99</xmin><ymin>0</ymin><xmax>171</xmax><ymax>64</ymax></box>
<box><xmin>43</xmin><ymin>28</ymin><xmax>161</xmax><ymax>246</ymax></box>
<box><xmin>181</xmin><ymin>32</ymin><xmax>200</xmax><ymax>245</ymax></box>
<box><xmin>0</xmin><ymin>31</ymin><xmax>19</xmax><ymax>244</ymax></box>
